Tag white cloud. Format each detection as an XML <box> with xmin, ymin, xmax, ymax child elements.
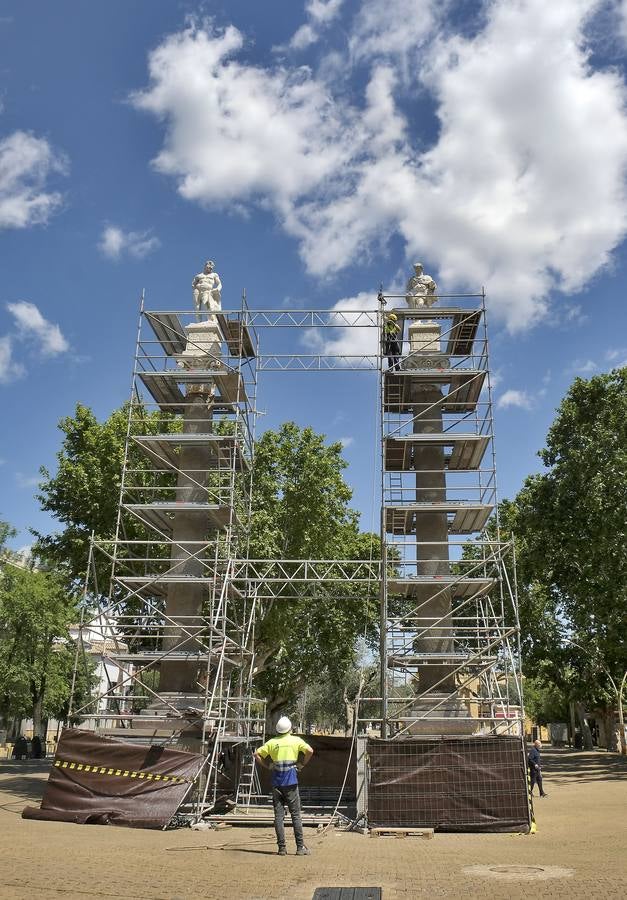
<box><xmin>284</xmin><ymin>1</ymin><xmax>345</xmax><ymax>50</ymax></box>
<box><xmin>7</xmin><ymin>301</ymin><xmax>69</xmax><ymax>356</ymax></box>
<box><xmin>308</xmin><ymin>0</ymin><xmax>345</xmax><ymax>24</ymax></box>
<box><xmin>301</xmin><ymin>291</ymin><xmax>380</xmax><ymax>358</ymax></box>
<box><xmin>99</xmin><ymin>225</ymin><xmax>160</xmax><ymax>260</ymax></box>
<box><xmin>575</xmin><ymin>359</ymin><xmax>599</xmax><ymax>374</ymax></box>
<box><xmin>132</xmin><ymin>25</ymin><xmax>351</xmax><ymax>206</ymax></box>
<box><xmin>133</xmin><ymin>4</ymin><xmax>627</xmax><ymax>331</ymax></box>
<box><xmin>349</xmin><ymin>0</ymin><xmax>442</xmax><ymax>72</ymax></box>
<box><xmin>339</xmin><ymin>436</ymin><xmax>354</xmax><ymax>448</ymax></box>
<box><xmin>0</xmin><ymin>130</ymin><xmax>67</xmax><ymax>229</ymax></box>
<box><xmin>0</xmin><ymin>335</ymin><xmax>25</xmax><ymax>383</ymax></box>
<box><xmin>618</xmin><ymin>0</ymin><xmax>627</xmax><ymax>44</ymax></box>
<box><xmin>497</xmin><ymin>389</ymin><xmax>533</xmax><ymax>410</ymax></box>
<box><xmin>289</xmin><ymin>24</ymin><xmax>318</xmax><ymax>50</ymax></box>
<box><xmin>15</xmin><ymin>472</ymin><xmax>40</xmax><ymax>488</ymax></box>
<box><xmin>604</xmin><ymin>347</ymin><xmax>627</xmax><ymax>367</ymax></box>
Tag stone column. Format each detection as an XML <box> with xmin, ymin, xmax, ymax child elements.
<box><xmin>405</xmin><ymin>321</ymin><xmax>454</xmax><ymax>694</ymax></box>
<box><xmin>159</xmin><ymin>385</ymin><xmax>215</xmax><ymax>694</ymax></box>
<box><xmin>159</xmin><ymin>320</ymin><xmax>223</xmax><ymax>696</ymax></box>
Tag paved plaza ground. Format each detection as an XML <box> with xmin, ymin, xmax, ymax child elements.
<box><xmin>0</xmin><ymin>747</ymin><xmax>625</xmax><ymax>899</ymax></box>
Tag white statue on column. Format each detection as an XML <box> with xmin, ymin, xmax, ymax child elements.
<box><xmin>402</xmin><ymin>262</ymin><xmax>447</xmax><ymax>367</ymax></box>
<box><xmin>192</xmin><ymin>260</ymin><xmax>222</xmax><ymax>322</ymax></box>
<box><xmin>405</xmin><ymin>262</ymin><xmax>437</xmax><ymax>309</ymax></box>
<box><xmin>178</xmin><ymin>259</ymin><xmax>224</xmax><ymax>372</ymax></box>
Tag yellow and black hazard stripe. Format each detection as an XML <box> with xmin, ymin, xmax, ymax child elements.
<box><xmin>526</xmin><ymin>764</ymin><xmax>537</xmax><ymax>834</ymax></box>
<box><xmin>53</xmin><ymin>758</ymin><xmax>191</xmax><ymax>785</ymax></box>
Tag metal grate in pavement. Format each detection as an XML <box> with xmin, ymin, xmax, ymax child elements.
<box><xmin>312</xmin><ymin>890</ymin><xmax>382</xmax><ymax>900</ymax></box>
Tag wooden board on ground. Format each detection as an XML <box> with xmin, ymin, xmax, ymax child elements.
<box><xmin>370</xmin><ymin>826</ymin><xmax>434</xmax><ymax>840</ymax></box>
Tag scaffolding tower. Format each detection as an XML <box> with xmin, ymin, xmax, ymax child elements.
<box><xmin>71</xmin><ymin>293</ymin><xmax>266</xmax><ymax>815</ymax></box>
<box><xmin>378</xmin><ymin>291</ymin><xmax>523</xmax><ymax>739</ymax></box>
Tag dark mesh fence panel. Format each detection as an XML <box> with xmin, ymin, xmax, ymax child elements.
<box><xmin>367</xmin><ymin>735</ymin><xmax>530</xmax><ymax>832</ymax></box>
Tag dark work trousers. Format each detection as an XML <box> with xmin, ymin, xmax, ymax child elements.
<box><xmin>384</xmin><ymin>340</ymin><xmax>401</xmax><ymax>371</ymax></box>
<box><xmin>272</xmin><ymin>784</ymin><xmax>304</xmax><ymax>849</ymax></box>
<box><xmin>529</xmin><ymin>766</ymin><xmax>545</xmax><ymax>795</ymax></box>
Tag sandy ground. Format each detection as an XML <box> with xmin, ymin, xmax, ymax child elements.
<box><xmin>0</xmin><ymin>747</ymin><xmax>626</xmax><ymax>900</ymax></box>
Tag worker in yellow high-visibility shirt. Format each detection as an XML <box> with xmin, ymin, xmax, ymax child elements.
<box><xmin>254</xmin><ymin>716</ymin><xmax>314</xmax><ymax>856</ymax></box>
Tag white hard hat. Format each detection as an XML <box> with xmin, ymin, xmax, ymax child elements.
<box><xmin>276</xmin><ymin>716</ymin><xmax>292</xmax><ymax>734</ymax></box>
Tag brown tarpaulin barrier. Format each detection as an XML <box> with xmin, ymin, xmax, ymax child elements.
<box><xmin>367</xmin><ymin>735</ymin><xmax>531</xmax><ymax>832</ymax></box>
<box><xmin>256</xmin><ymin>735</ymin><xmax>357</xmax><ymax>797</ymax></box>
<box><xmin>22</xmin><ymin>728</ymin><xmax>204</xmax><ymax>829</ymax></box>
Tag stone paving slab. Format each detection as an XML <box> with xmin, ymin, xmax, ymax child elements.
<box><xmin>0</xmin><ymin>749</ymin><xmax>625</xmax><ymax>899</ymax></box>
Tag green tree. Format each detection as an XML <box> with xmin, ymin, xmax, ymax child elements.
<box><xmin>296</xmin><ymin>656</ymin><xmax>380</xmax><ymax>734</ymax></box>
<box><xmin>0</xmin><ymin>517</ymin><xmax>17</xmax><ymax>555</ymax></box>
<box><xmin>523</xmin><ymin>671</ymin><xmax>570</xmax><ymax>726</ymax></box>
<box><xmin>0</xmin><ymin>564</ymin><xmax>89</xmax><ymax>736</ymax></box>
<box><xmin>511</xmin><ymin>369</ymin><xmax>627</xmax><ymax>751</ymax></box>
<box><xmin>249</xmin><ymin>423</ymin><xmax>379</xmax><ymax>728</ymax></box>
<box><xmin>34</xmin><ymin>402</ymin><xmax>175</xmax><ymax>588</ymax></box>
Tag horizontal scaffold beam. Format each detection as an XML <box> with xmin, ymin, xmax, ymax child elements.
<box><xmin>230</xmin><ymin>558</ymin><xmax>381</xmax><ymax>583</ymax></box>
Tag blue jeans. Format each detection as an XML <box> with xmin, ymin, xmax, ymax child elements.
<box><xmin>272</xmin><ymin>785</ymin><xmax>304</xmax><ymax>849</ymax></box>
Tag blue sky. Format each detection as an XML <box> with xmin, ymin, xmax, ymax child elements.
<box><xmin>1</xmin><ymin>0</ymin><xmax>627</xmax><ymax>550</ymax></box>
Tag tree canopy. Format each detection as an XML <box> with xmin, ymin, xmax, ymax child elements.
<box><xmin>249</xmin><ymin>423</ymin><xmax>379</xmax><ymax>723</ymax></box>
<box><xmin>510</xmin><ymin>369</ymin><xmax>627</xmax><ymax>747</ymax></box>
<box><xmin>35</xmin><ymin>408</ymin><xmax>380</xmax><ymax>725</ymax></box>
<box><xmin>0</xmin><ymin>562</ymin><xmax>93</xmax><ymax>736</ymax></box>
<box><xmin>34</xmin><ymin>403</ymin><xmax>173</xmax><ymax>587</ymax></box>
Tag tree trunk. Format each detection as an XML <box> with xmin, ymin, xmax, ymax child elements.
<box><xmin>265</xmin><ymin>694</ymin><xmax>289</xmax><ymax>735</ymax></box>
<box><xmin>618</xmin><ymin>673</ymin><xmax>627</xmax><ymax>756</ymax></box>
<box><xmin>599</xmin><ymin>708</ymin><xmax>617</xmax><ymax>752</ymax></box>
<box><xmin>32</xmin><ymin>691</ymin><xmax>44</xmax><ymax>742</ymax></box>
<box><xmin>569</xmin><ymin>701</ymin><xmax>577</xmax><ymax>748</ymax></box>
<box><xmin>344</xmin><ymin>698</ymin><xmax>355</xmax><ymax>736</ymax></box>
<box><xmin>575</xmin><ymin>702</ymin><xmax>594</xmax><ymax>750</ymax></box>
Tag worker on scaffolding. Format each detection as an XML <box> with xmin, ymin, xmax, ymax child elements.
<box><xmin>254</xmin><ymin>716</ymin><xmax>314</xmax><ymax>856</ymax></box>
<box><xmin>383</xmin><ymin>312</ymin><xmax>402</xmax><ymax>371</ymax></box>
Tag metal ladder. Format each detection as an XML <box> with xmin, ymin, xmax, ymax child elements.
<box><xmin>235</xmin><ymin>743</ymin><xmax>263</xmax><ymax>809</ymax></box>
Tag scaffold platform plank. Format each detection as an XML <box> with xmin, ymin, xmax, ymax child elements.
<box><xmin>387</xmin><ymin>653</ymin><xmax>498</xmax><ymax>669</ymax></box>
<box><xmin>116</xmin><ymin>574</ymin><xmax>242</xmax><ymax>589</ymax></box>
<box><xmin>384</xmin><ymin>435</ymin><xmax>490</xmax><ymax>471</ymax></box>
<box><xmin>136</xmin><ymin>369</ymin><xmax>248</xmax><ymax>406</ymax></box>
<box><xmin>386</xmin><ymin>576</ymin><xmax>495</xmax><ymax>598</ymax></box>
<box><xmin>444</xmin><ymin>310</ymin><xmax>482</xmax><ymax>356</ymax></box>
<box><xmin>388</xmin><ymin>306</ymin><xmax>482</xmax><ymax>320</ymax></box>
<box><xmin>217</xmin><ymin>313</ymin><xmax>255</xmax><ymax>358</ymax></box>
<box><xmin>113</xmin><ymin>575</ymin><xmax>244</xmax><ymax>601</ymax></box>
<box><xmin>383</xmin><ymin>370</ymin><xmax>485</xmax><ymax>412</ymax></box>
<box><xmin>132</xmin><ymin>434</ymin><xmax>249</xmax><ymax>472</ymax></box>
<box><xmin>107</xmin><ymin>650</ymin><xmax>242</xmax><ymax>666</ymax></box>
<box><xmin>384</xmin><ymin>501</ymin><xmax>493</xmax><ymax>535</ymax></box>
<box><xmin>124</xmin><ymin>502</ymin><xmax>235</xmax><ymax>533</ymax></box>
<box><xmin>138</xmin><ymin>372</ymin><xmax>186</xmax><ymax>410</ymax></box>
<box><xmin>144</xmin><ymin>312</ymin><xmax>186</xmax><ymax>355</ymax></box>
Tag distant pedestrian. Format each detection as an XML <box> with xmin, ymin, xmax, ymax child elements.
<box><xmin>31</xmin><ymin>735</ymin><xmax>43</xmax><ymax>759</ymax></box>
<box><xmin>254</xmin><ymin>716</ymin><xmax>314</xmax><ymax>856</ymax></box>
<box><xmin>383</xmin><ymin>313</ymin><xmax>402</xmax><ymax>371</ymax></box>
<box><xmin>528</xmin><ymin>739</ymin><xmax>548</xmax><ymax>797</ymax></box>
<box><xmin>12</xmin><ymin>735</ymin><xmax>28</xmax><ymax>760</ymax></box>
